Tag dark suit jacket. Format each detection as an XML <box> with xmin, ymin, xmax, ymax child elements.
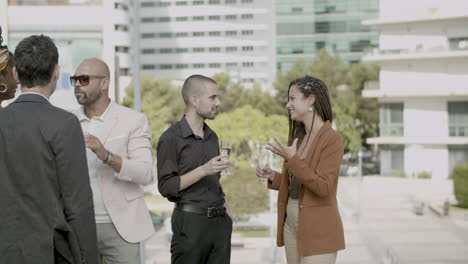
<box><xmin>0</xmin><ymin>94</ymin><xmax>98</xmax><ymax>264</ymax></box>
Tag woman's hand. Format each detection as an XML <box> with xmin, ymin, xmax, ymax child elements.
<box><xmin>267</xmin><ymin>137</ymin><xmax>298</xmax><ymax>160</ymax></box>
<box><xmin>256</xmin><ymin>167</ymin><xmax>276</xmax><ymax>181</ymax></box>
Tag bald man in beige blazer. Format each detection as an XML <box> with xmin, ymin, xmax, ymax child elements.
<box><xmin>71</xmin><ymin>58</ymin><xmax>154</xmax><ymax>264</ymax></box>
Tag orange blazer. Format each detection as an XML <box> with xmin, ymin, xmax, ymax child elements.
<box><xmin>268</xmin><ymin>121</ymin><xmax>345</xmax><ymax>256</ymax></box>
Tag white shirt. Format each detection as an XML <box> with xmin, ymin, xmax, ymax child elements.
<box><xmin>76</xmin><ymin>102</ymin><xmax>113</xmax><ymax>223</ymax></box>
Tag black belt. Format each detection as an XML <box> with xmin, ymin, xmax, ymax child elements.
<box><xmin>175</xmin><ymin>203</ymin><xmax>226</xmax><ymax>218</ymax></box>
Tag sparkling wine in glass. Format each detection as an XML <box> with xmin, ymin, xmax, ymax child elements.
<box><xmin>257</xmin><ymin>145</ymin><xmax>269</xmax><ymax>183</ymax></box>
<box><xmin>220</xmin><ymin>139</ymin><xmax>232</xmax><ymax>176</ymax></box>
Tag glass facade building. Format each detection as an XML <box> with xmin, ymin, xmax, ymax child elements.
<box><xmin>276</xmin><ymin>0</ymin><xmax>379</xmax><ymax>72</ymax></box>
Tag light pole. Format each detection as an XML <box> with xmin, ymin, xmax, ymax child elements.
<box><xmin>132</xmin><ymin>0</ymin><xmax>141</xmax><ymax>112</ymax></box>
<box><xmin>357</xmin><ymin>147</ymin><xmax>363</xmax><ymax>222</ymax></box>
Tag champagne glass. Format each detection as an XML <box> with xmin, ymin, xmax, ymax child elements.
<box><xmin>257</xmin><ymin>145</ymin><xmax>269</xmax><ymax>183</ymax></box>
<box><xmin>220</xmin><ymin>139</ymin><xmax>232</xmax><ymax>176</ymax></box>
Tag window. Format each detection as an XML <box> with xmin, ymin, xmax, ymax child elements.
<box><xmin>114</xmin><ymin>25</ymin><xmax>128</xmax><ymax>32</ymax></box>
<box><xmin>226</xmin><ymin>31</ymin><xmax>237</xmax><ymax>36</ymax></box>
<box><xmin>176</xmin><ymin>17</ymin><xmax>188</xmax><ymax>21</ymax></box>
<box><xmin>449</xmin><ymin>145</ymin><xmax>468</xmax><ymax>173</ymax></box>
<box><xmin>115</xmin><ymin>2</ymin><xmax>128</xmax><ymax>10</ymax></box>
<box><xmin>158</xmin><ymin>17</ymin><xmax>171</xmax><ymax>22</ymax></box>
<box><xmin>193</xmin><ymin>0</ymin><xmax>204</xmax><ymax>5</ymax></box>
<box><xmin>176</xmin><ymin>32</ymin><xmax>189</xmax><ymax>37</ymax></box>
<box><xmin>242</xmin><ymin>62</ymin><xmax>254</xmax><ymax>67</ymax></box>
<box><xmin>141</xmin><ymin>17</ymin><xmax>156</xmax><ymax>23</ymax></box>
<box><xmin>226</xmin><ymin>62</ymin><xmax>238</xmax><ymax>67</ymax></box>
<box><xmin>241</xmin><ymin>14</ymin><xmax>254</xmax><ymax>19</ymax></box>
<box><xmin>159</xmin><ymin>32</ymin><xmax>172</xmax><ymax>38</ymax></box>
<box><xmin>380</xmin><ymin>103</ymin><xmax>404</xmax><ymax>136</ymax></box>
<box><xmin>291</xmin><ymin>7</ymin><xmax>303</xmax><ymax>13</ymax></box>
<box><xmin>193</xmin><ymin>32</ymin><xmax>205</xmax><ymax>36</ymax></box>
<box><xmin>241</xmin><ymin>30</ymin><xmax>254</xmax><ymax>35</ymax></box>
<box><xmin>141</xmin><ymin>48</ymin><xmax>155</xmax><ymax>54</ymax></box>
<box><xmin>225</xmin><ymin>0</ymin><xmax>236</xmax><ymax>3</ymax></box>
<box><xmin>209</xmin><ymin>47</ymin><xmax>221</xmax><ymax>52</ymax></box>
<box><xmin>241</xmin><ymin>0</ymin><xmax>253</xmax><ymax>3</ymax></box>
<box><xmin>176</xmin><ymin>64</ymin><xmax>189</xmax><ymax>69</ymax></box>
<box><xmin>193</xmin><ymin>63</ymin><xmax>206</xmax><ymax>68</ymax></box>
<box><xmin>159</xmin><ymin>48</ymin><xmax>173</xmax><ymax>53</ymax></box>
<box><xmin>119</xmin><ymin>68</ymin><xmax>130</xmax><ymax>76</ymax></box>
<box><xmin>208</xmin><ymin>0</ymin><xmax>220</xmax><ymax>4</ymax></box>
<box><xmin>380</xmin><ymin>145</ymin><xmax>404</xmax><ymax>176</ymax></box>
<box><xmin>176</xmin><ymin>1</ymin><xmax>188</xmax><ymax>5</ymax></box>
<box><xmin>115</xmin><ymin>46</ymin><xmax>129</xmax><ymax>53</ymax></box>
<box><xmin>142</xmin><ymin>64</ymin><xmax>155</xmax><ymax>70</ymax></box>
<box><xmin>226</xmin><ymin>46</ymin><xmax>238</xmax><ymax>52</ymax></box>
<box><xmin>448</xmin><ymin>102</ymin><xmax>468</xmax><ymax>136</ymax></box>
<box><xmin>225</xmin><ymin>14</ymin><xmax>237</xmax><ymax>20</ymax></box>
<box><xmin>193</xmin><ymin>47</ymin><xmax>205</xmax><ymax>52</ymax></box>
<box><xmin>209</xmin><ymin>31</ymin><xmax>221</xmax><ymax>36</ymax></box>
<box><xmin>176</xmin><ymin>48</ymin><xmax>189</xmax><ymax>53</ymax></box>
<box><xmin>141</xmin><ymin>33</ymin><xmax>156</xmax><ymax>38</ymax></box>
<box><xmin>141</xmin><ymin>2</ymin><xmax>156</xmax><ymax>7</ymax></box>
<box><xmin>209</xmin><ymin>63</ymin><xmax>221</xmax><ymax>68</ymax></box>
<box><xmin>160</xmin><ymin>64</ymin><xmax>173</xmax><ymax>69</ymax></box>
<box><xmin>242</xmin><ymin>46</ymin><xmax>253</xmax><ymax>51</ymax></box>
<box><xmin>209</xmin><ymin>16</ymin><xmax>221</xmax><ymax>20</ymax></box>
<box><xmin>193</xmin><ymin>16</ymin><xmax>205</xmax><ymax>21</ymax></box>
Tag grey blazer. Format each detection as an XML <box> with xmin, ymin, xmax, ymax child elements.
<box><xmin>0</xmin><ymin>94</ymin><xmax>98</xmax><ymax>264</ymax></box>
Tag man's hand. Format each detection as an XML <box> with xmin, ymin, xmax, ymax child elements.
<box><xmin>201</xmin><ymin>155</ymin><xmax>230</xmax><ymax>176</ymax></box>
<box><xmin>84</xmin><ymin>134</ymin><xmax>108</xmax><ymax>161</ymax></box>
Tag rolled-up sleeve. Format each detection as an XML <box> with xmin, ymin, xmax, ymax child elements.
<box><xmin>156</xmin><ymin>132</ymin><xmax>181</xmax><ymax>199</ymax></box>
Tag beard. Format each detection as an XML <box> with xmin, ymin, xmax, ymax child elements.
<box><xmin>197</xmin><ymin>107</ymin><xmax>218</xmax><ymax>120</ymax></box>
<box><xmin>76</xmin><ymin>90</ymin><xmax>101</xmax><ymax>105</ymax></box>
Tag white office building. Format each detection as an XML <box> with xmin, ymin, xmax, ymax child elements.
<box><xmin>139</xmin><ymin>0</ymin><xmax>276</xmax><ymax>88</ymax></box>
<box><xmin>362</xmin><ymin>0</ymin><xmax>468</xmax><ymax>180</ymax></box>
<box><xmin>3</xmin><ymin>0</ymin><xmax>132</xmax><ymax>109</ymax></box>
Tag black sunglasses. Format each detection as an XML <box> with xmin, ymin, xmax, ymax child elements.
<box><xmin>70</xmin><ymin>75</ymin><xmax>107</xmax><ymax>86</ymax></box>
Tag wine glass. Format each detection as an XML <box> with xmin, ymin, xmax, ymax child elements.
<box><xmin>220</xmin><ymin>139</ymin><xmax>232</xmax><ymax>176</ymax></box>
<box><xmin>257</xmin><ymin>145</ymin><xmax>269</xmax><ymax>183</ymax></box>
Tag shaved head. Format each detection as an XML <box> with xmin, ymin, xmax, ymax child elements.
<box><xmin>76</xmin><ymin>58</ymin><xmax>110</xmax><ymax>78</ymax></box>
<box><xmin>181</xmin><ymin>74</ymin><xmax>217</xmax><ymax>106</ymax></box>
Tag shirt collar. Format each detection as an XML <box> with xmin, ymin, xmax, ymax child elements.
<box><xmin>20</xmin><ymin>92</ymin><xmax>50</xmax><ymax>102</ymax></box>
<box><xmin>180</xmin><ymin>115</ymin><xmax>213</xmax><ymax>139</ymax></box>
<box><xmin>77</xmin><ymin>101</ymin><xmax>114</xmax><ymax>122</ymax></box>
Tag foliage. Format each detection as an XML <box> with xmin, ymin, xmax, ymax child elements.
<box><xmin>208</xmin><ymin>105</ymin><xmax>288</xmax><ymax>216</ymax></box>
<box><xmin>122</xmin><ymin>73</ymin><xmax>185</xmax><ymax>149</ymax></box>
<box><xmin>451</xmin><ymin>163</ymin><xmax>468</xmax><ymax>208</ymax></box>
<box><xmin>417</xmin><ymin>171</ymin><xmax>432</xmax><ymax>179</ymax></box>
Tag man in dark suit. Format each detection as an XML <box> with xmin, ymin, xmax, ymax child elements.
<box><xmin>0</xmin><ymin>35</ymin><xmax>98</xmax><ymax>264</ymax></box>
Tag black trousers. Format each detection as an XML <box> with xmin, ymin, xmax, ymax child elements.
<box><xmin>170</xmin><ymin>208</ymin><xmax>232</xmax><ymax>264</ymax></box>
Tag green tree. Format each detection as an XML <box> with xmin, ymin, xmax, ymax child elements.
<box><xmin>122</xmin><ymin>73</ymin><xmax>185</xmax><ymax>150</ymax></box>
<box><xmin>207</xmin><ymin>105</ymin><xmax>288</xmax><ymax>215</ymax></box>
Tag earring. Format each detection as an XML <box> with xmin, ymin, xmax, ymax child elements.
<box><xmin>308</xmin><ymin>105</ymin><xmax>313</xmax><ymax>112</ymax></box>
<box><xmin>0</xmin><ymin>83</ymin><xmax>7</xmax><ymax>93</ymax></box>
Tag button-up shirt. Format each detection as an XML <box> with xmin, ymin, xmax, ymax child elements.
<box><xmin>76</xmin><ymin>102</ymin><xmax>113</xmax><ymax>223</ymax></box>
<box><xmin>157</xmin><ymin>116</ymin><xmax>225</xmax><ymax>208</ymax></box>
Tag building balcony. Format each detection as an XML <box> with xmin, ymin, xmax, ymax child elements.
<box><xmin>362</xmin><ymin>81</ymin><xmax>468</xmax><ymax>98</ymax></box>
<box><xmin>367</xmin><ymin>136</ymin><xmax>468</xmax><ymax>145</ymax></box>
<box><xmin>363</xmin><ymin>45</ymin><xmax>468</xmax><ymax>62</ymax></box>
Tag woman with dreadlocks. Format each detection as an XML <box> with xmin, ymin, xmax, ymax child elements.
<box><xmin>256</xmin><ymin>75</ymin><xmax>345</xmax><ymax>264</ymax></box>
<box><xmin>0</xmin><ymin>26</ymin><xmax>18</xmax><ymax>108</ymax></box>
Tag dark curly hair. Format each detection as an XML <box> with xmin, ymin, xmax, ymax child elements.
<box><xmin>0</xmin><ymin>25</ymin><xmax>7</xmax><ymax>49</ymax></box>
<box><xmin>287</xmin><ymin>75</ymin><xmax>333</xmax><ymax>145</ymax></box>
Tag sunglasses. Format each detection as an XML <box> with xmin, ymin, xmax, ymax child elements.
<box><xmin>70</xmin><ymin>75</ymin><xmax>107</xmax><ymax>86</ymax></box>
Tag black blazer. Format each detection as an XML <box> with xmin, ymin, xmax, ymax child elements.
<box><xmin>0</xmin><ymin>94</ymin><xmax>98</xmax><ymax>264</ymax></box>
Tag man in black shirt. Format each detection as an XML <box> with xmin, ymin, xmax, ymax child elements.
<box><xmin>157</xmin><ymin>74</ymin><xmax>232</xmax><ymax>264</ymax></box>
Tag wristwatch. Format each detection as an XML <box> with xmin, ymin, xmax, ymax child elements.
<box><xmin>103</xmin><ymin>151</ymin><xmax>114</xmax><ymax>165</ymax></box>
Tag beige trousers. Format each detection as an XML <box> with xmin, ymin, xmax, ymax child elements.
<box><xmin>283</xmin><ymin>198</ymin><xmax>337</xmax><ymax>264</ymax></box>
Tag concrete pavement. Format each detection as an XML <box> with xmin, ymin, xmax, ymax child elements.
<box><xmin>144</xmin><ymin>176</ymin><xmax>468</xmax><ymax>264</ymax></box>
